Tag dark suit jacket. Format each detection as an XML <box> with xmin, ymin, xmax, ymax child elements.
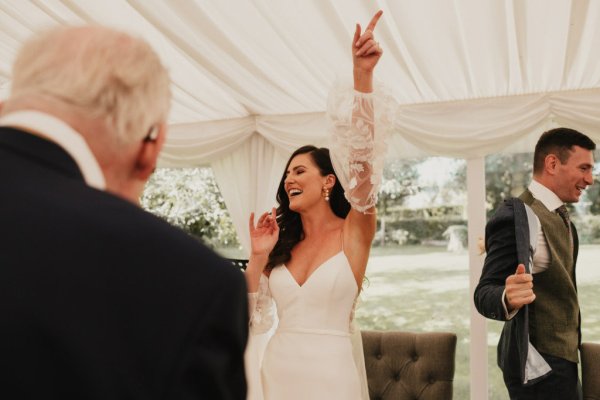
<box><xmin>0</xmin><ymin>127</ymin><xmax>248</xmax><ymax>399</ymax></box>
<box><xmin>474</xmin><ymin>198</ymin><xmax>546</xmax><ymax>385</ymax></box>
<box><xmin>475</xmin><ymin>199</ymin><xmax>528</xmax><ymax>321</ymax></box>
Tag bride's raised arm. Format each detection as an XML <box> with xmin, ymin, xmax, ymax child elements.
<box><xmin>328</xmin><ymin>10</ymin><xmax>392</xmax><ymax>282</ymax></box>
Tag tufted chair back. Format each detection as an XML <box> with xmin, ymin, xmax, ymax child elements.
<box><xmin>361</xmin><ymin>330</ymin><xmax>457</xmax><ymax>400</ymax></box>
<box><xmin>582</xmin><ymin>342</ymin><xmax>600</xmax><ymax>400</ymax></box>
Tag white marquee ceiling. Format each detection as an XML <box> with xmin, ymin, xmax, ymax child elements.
<box><xmin>1</xmin><ymin>0</ymin><xmax>600</xmax><ymax>164</ymax></box>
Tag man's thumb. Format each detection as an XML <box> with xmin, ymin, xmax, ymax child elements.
<box><xmin>515</xmin><ymin>264</ymin><xmax>526</xmax><ymax>275</ymax></box>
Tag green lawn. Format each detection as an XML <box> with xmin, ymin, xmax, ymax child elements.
<box><xmin>356</xmin><ymin>245</ymin><xmax>600</xmax><ymax>400</ymax></box>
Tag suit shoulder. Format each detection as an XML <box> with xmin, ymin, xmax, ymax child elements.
<box><xmin>487</xmin><ymin>199</ymin><xmax>517</xmax><ymax>225</ymax></box>
<box><xmin>62</xmin><ymin>188</ymin><xmax>238</xmax><ymax>272</ymax></box>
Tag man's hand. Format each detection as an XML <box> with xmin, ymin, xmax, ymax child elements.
<box><xmin>505</xmin><ymin>264</ymin><xmax>536</xmax><ymax>312</ymax></box>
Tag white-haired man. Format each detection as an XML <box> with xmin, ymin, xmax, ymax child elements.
<box><xmin>0</xmin><ymin>26</ymin><xmax>247</xmax><ymax>399</ymax></box>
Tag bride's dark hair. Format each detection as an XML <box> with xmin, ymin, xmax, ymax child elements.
<box><xmin>266</xmin><ymin>145</ymin><xmax>351</xmax><ymax>272</ymax></box>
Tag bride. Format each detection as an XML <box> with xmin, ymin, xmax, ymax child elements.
<box><xmin>245</xmin><ymin>10</ymin><xmax>387</xmax><ymax>400</ymax></box>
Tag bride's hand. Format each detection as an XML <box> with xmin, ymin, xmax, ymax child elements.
<box><xmin>249</xmin><ymin>207</ymin><xmax>279</xmax><ymax>258</ymax></box>
<box><xmin>353</xmin><ymin>10</ymin><xmax>383</xmax><ymax>74</ymax></box>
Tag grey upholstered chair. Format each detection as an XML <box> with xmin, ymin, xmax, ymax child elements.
<box><xmin>361</xmin><ymin>330</ymin><xmax>457</xmax><ymax>400</ymax></box>
<box><xmin>582</xmin><ymin>342</ymin><xmax>600</xmax><ymax>400</ymax></box>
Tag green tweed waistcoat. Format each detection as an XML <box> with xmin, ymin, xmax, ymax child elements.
<box><xmin>520</xmin><ymin>190</ymin><xmax>580</xmax><ymax>363</ymax></box>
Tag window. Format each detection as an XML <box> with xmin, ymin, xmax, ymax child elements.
<box><xmin>356</xmin><ymin>157</ymin><xmax>471</xmax><ymax>398</ymax></box>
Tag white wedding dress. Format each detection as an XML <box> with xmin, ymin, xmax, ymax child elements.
<box><xmin>261</xmin><ymin>250</ymin><xmax>361</xmax><ymax>399</ymax></box>
<box><xmin>247</xmin><ymin>80</ymin><xmax>392</xmax><ymax>400</ymax></box>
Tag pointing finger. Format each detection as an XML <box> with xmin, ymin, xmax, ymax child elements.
<box><xmin>366</xmin><ymin>10</ymin><xmax>383</xmax><ymax>32</ymax></box>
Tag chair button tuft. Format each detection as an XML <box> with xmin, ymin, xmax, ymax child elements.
<box><xmin>376</xmin><ymin>353</ymin><xmax>383</xmax><ymax>360</ymax></box>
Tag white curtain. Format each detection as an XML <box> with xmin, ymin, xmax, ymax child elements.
<box><xmin>211</xmin><ymin>133</ymin><xmax>288</xmax><ymax>254</ymax></box>
<box><xmin>159</xmin><ymin>86</ymin><xmax>600</xmax><ymax>169</ymax></box>
<box><xmin>390</xmin><ymin>87</ymin><xmax>600</xmax><ymax>158</ymax></box>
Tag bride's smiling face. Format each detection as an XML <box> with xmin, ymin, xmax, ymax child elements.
<box><xmin>284</xmin><ymin>153</ymin><xmax>327</xmax><ymax>212</ymax></box>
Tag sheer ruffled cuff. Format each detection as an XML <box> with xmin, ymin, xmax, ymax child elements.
<box><xmin>248</xmin><ymin>274</ymin><xmax>275</xmax><ymax>335</ymax></box>
<box><xmin>327</xmin><ymin>79</ymin><xmax>393</xmax><ymax>213</ymax></box>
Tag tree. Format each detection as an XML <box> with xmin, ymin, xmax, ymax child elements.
<box><xmin>377</xmin><ymin>158</ymin><xmax>421</xmax><ymax>215</ymax></box>
<box><xmin>373</xmin><ymin>159</ymin><xmax>421</xmax><ymax>245</ymax></box>
<box><xmin>484</xmin><ymin>153</ymin><xmax>532</xmax><ymax>216</ymax></box>
<box><xmin>581</xmin><ymin>155</ymin><xmax>600</xmax><ymax>214</ymax></box>
<box><xmin>140</xmin><ymin>168</ymin><xmax>240</xmax><ymax>249</ymax></box>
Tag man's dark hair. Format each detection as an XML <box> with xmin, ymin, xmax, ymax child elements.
<box><xmin>533</xmin><ymin>127</ymin><xmax>596</xmax><ymax>174</ymax></box>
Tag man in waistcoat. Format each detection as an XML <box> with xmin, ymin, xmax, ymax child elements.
<box><xmin>475</xmin><ymin>128</ymin><xmax>595</xmax><ymax>400</ymax></box>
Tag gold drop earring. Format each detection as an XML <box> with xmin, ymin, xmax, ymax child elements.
<box><xmin>323</xmin><ymin>186</ymin><xmax>330</xmax><ymax>202</ymax></box>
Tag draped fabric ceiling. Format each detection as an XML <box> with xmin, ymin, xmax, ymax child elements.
<box><xmin>1</xmin><ymin>0</ymin><xmax>600</xmax><ymax>251</ymax></box>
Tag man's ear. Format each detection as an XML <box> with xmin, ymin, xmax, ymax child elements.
<box><xmin>135</xmin><ymin>123</ymin><xmax>166</xmax><ymax>181</ymax></box>
<box><xmin>544</xmin><ymin>154</ymin><xmax>559</xmax><ymax>176</ymax></box>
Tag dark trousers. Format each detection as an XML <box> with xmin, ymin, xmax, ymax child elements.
<box><xmin>503</xmin><ymin>353</ymin><xmax>581</xmax><ymax>400</ymax></box>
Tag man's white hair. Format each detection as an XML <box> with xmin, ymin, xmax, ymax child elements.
<box><xmin>9</xmin><ymin>25</ymin><xmax>171</xmax><ymax>143</ymax></box>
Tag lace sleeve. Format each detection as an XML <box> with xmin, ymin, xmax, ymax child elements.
<box><xmin>327</xmin><ymin>79</ymin><xmax>393</xmax><ymax>213</ymax></box>
<box><xmin>248</xmin><ymin>274</ymin><xmax>275</xmax><ymax>335</ymax></box>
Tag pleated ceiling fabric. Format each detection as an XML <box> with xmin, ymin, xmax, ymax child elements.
<box><xmin>2</xmin><ymin>0</ymin><xmax>600</xmax><ymax>252</ymax></box>
<box><xmin>1</xmin><ymin>0</ymin><xmax>599</xmax><ymax>162</ymax></box>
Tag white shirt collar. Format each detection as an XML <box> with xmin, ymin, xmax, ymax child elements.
<box><xmin>528</xmin><ymin>179</ymin><xmax>564</xmax><ymax>212</ymax></box>
<box><xmin>0</xmin><ymin>111</ymin><xmax>106</xmax><ymax>190</ymax></box>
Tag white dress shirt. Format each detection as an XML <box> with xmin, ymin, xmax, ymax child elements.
<box><xmin>528</xmin><ymin>179</ymin><xmax>566</xmax><ymax>273</ymax></box>
<box><xmin>0</xmin><ymin>110</ymin><xmax>106</xmax><ymax>190</ymax></box>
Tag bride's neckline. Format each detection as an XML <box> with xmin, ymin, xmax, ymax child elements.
<box><xmin>283</xmin><ymin>250</ymin><xmax>345</xmax><ymax>288</ymax></box>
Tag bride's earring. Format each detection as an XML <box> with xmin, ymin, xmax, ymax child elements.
<box><xmin>322</xmin><ymin>186</ymin><xmax>330</xmax><ymax>202</ymax></box>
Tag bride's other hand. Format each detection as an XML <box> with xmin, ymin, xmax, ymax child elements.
<box><xmin>249</xmin><ymin>207</ymin><xmax>279</xmax><ymax>259</ymax></box>
<box><xmin>246</xmin><ymin>207</ymin><xmax>278</xmax><ymax>292</ymax></box>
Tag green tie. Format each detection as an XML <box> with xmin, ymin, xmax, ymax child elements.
<box><xmin>556</xmin><ymin>205</ymin><xmax>573</xmax><ymax>252</ymax></box>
